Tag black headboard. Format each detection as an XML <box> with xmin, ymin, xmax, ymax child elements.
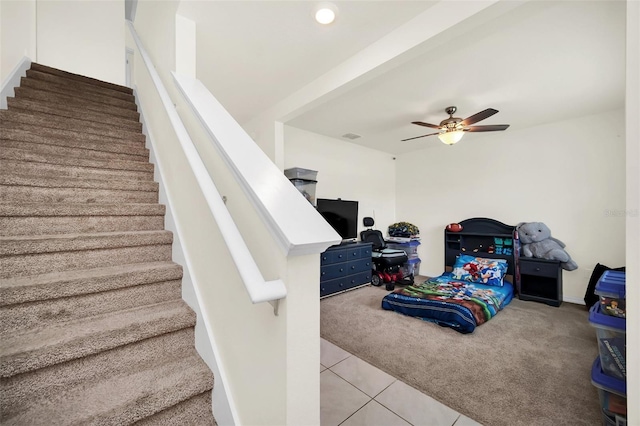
<box><xmin>444</xmin><ymin>217</ymin><xmax>519</xmax><ymax>279</ymax></box>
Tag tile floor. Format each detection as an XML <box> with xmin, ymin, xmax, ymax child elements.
<box><xmin>320</xmin><ymin>338</ymin><xmax>482</xmax><ymax>426</ymax></box>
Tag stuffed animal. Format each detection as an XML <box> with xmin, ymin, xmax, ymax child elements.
<box><xmin>516</xmin><ymin>222</ymin><xmax>578</xmax><ymax>271</ymax></box>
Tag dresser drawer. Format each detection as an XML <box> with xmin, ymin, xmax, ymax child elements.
<box><xmin>320</xmin><ymin>272</ymin><xmax>372</xmax><ymax>297</ymax></box>
<box><xmin>347</xmin><ymin>258</ymin><xmax>372</xmax><ymax>274</ymax></box>
<box><xmin>321</xmin><ymin>263</ymin><xmax>348</xmax><ymax>281</ymax></box>
<box><xmin>519</xmin><ymin>259</ymin><xmax>559</xmax><ymax>278</ymax></box>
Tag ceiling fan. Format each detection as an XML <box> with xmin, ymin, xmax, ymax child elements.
<box><xmin>402</xmin><ymin>106</ymin><xmax>510</xmax><ymax>145</ymax></box>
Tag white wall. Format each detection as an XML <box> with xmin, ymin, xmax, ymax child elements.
<box><xmin>0</xmin><ymin>0</ymin><xmax>36</xmax><ymax>84</ymax></box>
<box><xmin>625</xmin><ymin>0</ymin><xmax>639</xmax><ymax>421</ymax></box>
<box><xmin>36</xmin><ymin>0</ymin><xmax>125</xmax><ymax>85</ymax></box>
<box><xmin>284</xmin><ymin>126</ymin><xmax>397</xmax><ymax>237</ymax></box>
<box><xmin>395</xmin><ymin>109</ymin><xmax>626</xmax><ymax>303</ymax></box>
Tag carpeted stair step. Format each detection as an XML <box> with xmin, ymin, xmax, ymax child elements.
<box><xmin>26</xmin><ymin>69</ymin><xmax>136</xmax><ymax>103</ymax></box>
<box><xmin>0</xmin><ymin>146</ymin><xmax>154</xmax><ymax>174</ymax></box>
<box><xmin>0</xmin><ymin>230</ymin><xmax>173</xmax><ymax>279</ymax></box>
<box><xmin>0</xmin><ymin>124</ymin><xmax>148</xmax><ymax>155</ymax></box>
<box><xmin>7</xmin><ymin>97</ymin><xmax>142</xmax><ymax>131</ymax></box>
<box><xmin>1</xmin><ymin>278</ymin><xmax>182</xmax><ymax>335</ymax></box>
<box><xmin>0</xmin><ymin>158</ymin><xmax>154</xmax><ymax>183</ymax></box>
<box><xmin>2</xmin><ymin>351</ymin><xmax>212</xmax><ymax>426</ymax></box>
<box><xmin>135</xmin><ymin>391</ymin><xmax>215</xmax><ymax>426</ymax></box>
<box><xmin>0</xmin><ymin>139</ymin><xmax>148</xmax><ymax>164</ymax></box>
<box><xmin>30</xmin><ymin>62</ymin><xmax>133</xmax><ymax>95</ymax></box>
<box><xmin>1</xmin><ymin>328</ymin><xmax>198</xmax><ymax>421</ymax></box>
<box><xmin>0</xmin><ymin>298</ymin><xmax>196</xmax><ymax>378</ymax></box>
<box><xmin>0</xmin><ymin>173</ymin><xmax>158</xmax><ymax>204</ymax></box>
<box><xmin>0</xmin><ymin>202</ymin><xmax>165</xmax><ymax>236</ymax></box>
<box><xmin>0</xmin><ymin>109</ymin><xmax>146</xmax><ymax>144</ymax></box>
<box><xmin>0</xmin><ymin>261</ymin><xmax>182</xmax><ymax>307</ymax></box>
<box><xmin>20</xmin><ymin>77</ymin><xmax>138</xmax><ymax>112</ymax></box>
<box><xmin>14</xmin><ymin>87</ymin><xmax>140</xmax><ymax>121</ymax></box>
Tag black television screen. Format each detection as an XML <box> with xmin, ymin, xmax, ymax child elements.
<box><xmin>316</xmin><ymin>198</ymin><xmax>359</xmax><ymax>240</ymax></box>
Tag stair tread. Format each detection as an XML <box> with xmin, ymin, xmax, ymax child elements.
<box><xmin>30</xmin><ymin>62</ymin><xmax>133</xmax><ymax>95</ymax></box>
<box><xmin>26</xmin><ymin>69</ymin><xmax>135</xmax><ymax>102</ymax></box>
<box><xmin>3</xmin><ymin>352</ymin><xmax>212</xmax><ymax>426</ymax></box>
<box><xmin>0</xmin><ymin>146</ymin><xmax>154</xmax><ymax>172</ymax></box>
<box><xmin>0</xmin><ymin>299</ymin><xmax>197</xmax><ymax>378</ymax></box>
<box><xmin>0</xmin><ymin>261</ymin><xmax>182</xmax><ymax>308</ymax></box>
<box><xmin>0</xmin><ymin>229</ymin><xmax>172</xmax><ymax>256</ymax></box>
<box><xmin>14</xmin><ymin>87</ymin><xmax>140</xmax><ymax>121</ymax></box>
<box><xmin>0</xmin><ymin>125</ymin><xmax>148</xmax><ymax>156</ymax></box>
<box><xmin>20</xmin><ymin>77</ymin><xmax>138</xmax><ymax>111</ymax></box>
<box><xmin>0</xmin><ymin>140</ymin><xmax>149</xmax><ymax>164</ymax></box>
<box><xmin>0</xmin><ymin>171</ymin><xmax>158</xmax><ymax>192</ymax></box>
<box><xmin>0</xmin><ymin>202</ymin><xmax>165</xmax><ymax>216</ymax></box>
<box><xmin>7</xmin><ymin>98</ymin><xmax>142</xmax><ymax>130</ymax></box>
<box><xmin>0</xmin><ymin>109</ymin><xmax>145</xmax><ymax>142</ymax></box>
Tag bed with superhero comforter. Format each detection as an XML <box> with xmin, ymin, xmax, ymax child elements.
<box><xmin>381</xmin><ymin>271</ymin><xmax>514</xmax><ymax>334</ymax></box>
<box><xmin>381</xmin><ymin>218</ymin><xmax>519</xmax><ymax>334</ymax></box>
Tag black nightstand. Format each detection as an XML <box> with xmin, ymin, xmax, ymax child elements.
<box><xmin>518</xmin><ymin>257</ymin><xmax>563</xmax><ymax>307</ymax></box>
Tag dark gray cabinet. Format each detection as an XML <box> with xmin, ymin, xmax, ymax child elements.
<box><xmin>320</xmin><ymin>242</ymin><xmax>372</xmax><ymax>298</ymax></box>
<box><xmin>518</xmin><ymin>257</ymin><xmax>563</xmax><ymax>307</ymax></box>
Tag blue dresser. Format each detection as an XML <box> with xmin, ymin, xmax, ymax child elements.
<box><xmin>320</xmin><ymin>242</ymin><xmax>372</xmax><ymax>298</ymax></box>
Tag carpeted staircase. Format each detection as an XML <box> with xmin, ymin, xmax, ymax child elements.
<box><xmin>0</xmin><ymin>63</ymin><xmax>215</xmax><ymax>425</ymax></box>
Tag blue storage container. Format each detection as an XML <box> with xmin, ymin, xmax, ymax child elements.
<box><xmin>386</xmin><ymin>240</ymin><xmax>420</xmax><ymax>259</ymax></box>
<box><xmin>589</xmin><ymin>303</ymin><xmax>626</xmax><ymax>379</ymax></box>
<box><xmin>591</xmin><ymin>357</ymin><xmax>627</xmax><ymax>423</ymax></box>
<box><xmin>401</xmin><ymin>257</ymin><xmax>421</xmax><ymax>277</ymax></box>
<box><xmin>595</xmin><ymin>271</ymin><xmax>626</xmax><ymax>318</ymax></box>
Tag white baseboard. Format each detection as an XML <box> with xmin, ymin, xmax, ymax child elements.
<box><xmin>563</xmin><ymin>295</ymin><xmax>586</xmax><ymax>305</ymax></box>
<box><xmin>1</xmin><ymin>56</ymin><xmax>32</xmax><ymax>109</ymax></box>
<box><xmin>134</xmin><ymin>88</ymin><xmax>237</xmax><ymax>425</ymax></box>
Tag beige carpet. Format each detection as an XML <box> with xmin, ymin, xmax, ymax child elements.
<box><xmin>0</xmin><ymin>62</ymin><xmax>214</xmax><ymax>424</ymax></box>
<box><xmin>320</xmin><ymin>282</ymin><xmax>602</xmax><ymax>426</ymax></box>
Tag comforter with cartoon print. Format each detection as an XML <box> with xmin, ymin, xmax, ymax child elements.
<box><xmin>381</xmin><ymin>273</ymin><xmax>514</xmax><ymax>334</ymax></box>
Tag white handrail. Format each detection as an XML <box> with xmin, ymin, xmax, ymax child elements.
<box><xmin>126</xmin><ymin>21</ymin><xmax>286</xmax><ymax>313</ymax></box>
<box><xmin>170</xmin><ymin>74</ymin><xmax>341</xmax><ymax>258</ymax></box>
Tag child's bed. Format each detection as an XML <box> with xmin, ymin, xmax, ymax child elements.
<box><xmin>381</xmin><ymin>218</ymin><xmax>519</xmax><ymax>334</ymax></box>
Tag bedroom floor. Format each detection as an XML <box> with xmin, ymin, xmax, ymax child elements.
<box><xmin>320</xmin><ymin>338</ymin><xmax>482</xmax><ymax>426</ymax></box>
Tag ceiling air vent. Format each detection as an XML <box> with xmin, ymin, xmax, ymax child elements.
<box><xmin>342</xmin><ymin>133</ymin><xmax>361</xmax><ymax>140</ymax></box>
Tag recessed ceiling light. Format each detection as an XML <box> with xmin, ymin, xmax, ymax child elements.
<box><xmin>315</xmin><ymin>3</ymin><xmax>337</xmax><ymax>25</ymax></box>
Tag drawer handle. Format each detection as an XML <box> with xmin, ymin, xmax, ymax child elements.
<box><xmin>352</xmin><ymin>252</ymin><xmax>357</xmax><ymax>256</ymax></box>
<box><xmin>366</xmin><ymin>262</ymin><xmax>370</xmax><ymax>266</ymax></box>
<box><xmin>338</xmin><ymin>255</ymin><xmax>343</xmax><ymax>259</ymax></box>
<box><xmin>351</xmin><ymin>266</ymin><xmax>355</xmax><ymax>270</ymax></box>
<box><xmin>351</xmin><ymin>279</ymin><xmax>355</xmax><ymax>284</ymax></box>
<box><xmin>322</xmin><ymin>256</ymin><xmax>327</xmax><ymax>261</ymax></box>
<box><xmin>321</xmin><ymin>287</ymin><xmax>325</xmax><ymax>291</ymax></box>
<box><xmin>339</xmin><ymin>283</ymin><xmax>344</xmax><ymax>287</ymax></box>
<box><xmin>321</xmin><ymin>271</ymin><xmax>325</xmax><ymax>275</ymax></box>
<box><xmin>339</xmin><ymin>268</ymin><xmax>344</xmax><ymax>272</ymax></box>
<box><xmin>535</xmin><ymin>267</ymin><xmax>541</xmax><ymax>272</ymax></box>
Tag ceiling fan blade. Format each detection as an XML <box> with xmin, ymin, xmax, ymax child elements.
<box><xmin>464</xmin><ymin>124</ymin><xmax>510</xmax><ymax>132</ymax></box>
<box><xmin>461</xmin><ymin>108</ymin><xmax>499</xmax><ymax>126</ymax></box>
<box><xmin>401</xmin><ymin>132</ymin><xmax>440</xmax><ymax>142</ymax></box>
<box><xmin>411</xmin><ymin>121</ymin><xmax>441</xmax><ymax>129</ymax></box>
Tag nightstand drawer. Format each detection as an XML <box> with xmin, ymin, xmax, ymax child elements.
<box><xmin>321</xmin><ymin>248</ymin><xmax>347</xmax><ymax>265</ymax></box>
<box><xmin>519</xmin><ymin>259</ymin><xmax>559</xmax><ymax>277</ymax></box>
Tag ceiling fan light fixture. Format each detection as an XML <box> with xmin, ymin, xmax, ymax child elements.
<box><xmin>438</xmin><ymin>130</ymin><xmax>464</xmax><ymax>145</ymax></box>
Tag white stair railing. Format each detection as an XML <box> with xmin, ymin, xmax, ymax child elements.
<box><xmin>127</xmin><ymin>21</ymin><xmax>287</xmax><ymax>314</ymax></box>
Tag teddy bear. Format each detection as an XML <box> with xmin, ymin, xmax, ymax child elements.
<box><xmin>516</xmin><ymin>222</ymin><xmax>578</xmax><ymax>271</ymax></box>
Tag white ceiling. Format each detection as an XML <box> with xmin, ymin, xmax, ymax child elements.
<box><xmin>178</xmin><ymin>0</ymin><xmax>626</xmax><ymax>155</ymax></box>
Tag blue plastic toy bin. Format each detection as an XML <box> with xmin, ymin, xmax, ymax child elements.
<box><xmin>595</xmin><ymin>270</ymin><xmax>626</xmax><ymax>318</ymax></box>
<box><xmin>589</xmin><ymin>303</ymin><xmax>626</xmax><ymax>380</ymax></box>
<box><xmin>591</xmin><ymin>357</ymin><xmax>626</xmax><ymax>424</ymax></box>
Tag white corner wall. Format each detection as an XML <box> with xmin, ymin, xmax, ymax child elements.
<box><xmin>36</xmin><ymin>0</ymin><xmax>125</xmax><ymax>85</ymax></box>
<box><xmin>0</xmin><ymin>0</ymin><xmax>36</xmax><ymax>84</ymax></box>
<box><xmin>284</xmin><ymin>126</ymin><xmax>397</xmax><ymax>236</ymax></box>
<box><xmin>395</xmin><ymin>109</ymin><xmax>626</xmax><ymax>303</ymax></box>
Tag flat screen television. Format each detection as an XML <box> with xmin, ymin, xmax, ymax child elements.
<box><xmin>316</xmin><ymin>198</ymin><xmax>359</xmax><ymax>241</ymax></box>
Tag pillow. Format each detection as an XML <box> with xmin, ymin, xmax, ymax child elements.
<box><xmin>451</xmin><ymin>254</ymin><xmax>508</xmax><ymax>287</ymax></box>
